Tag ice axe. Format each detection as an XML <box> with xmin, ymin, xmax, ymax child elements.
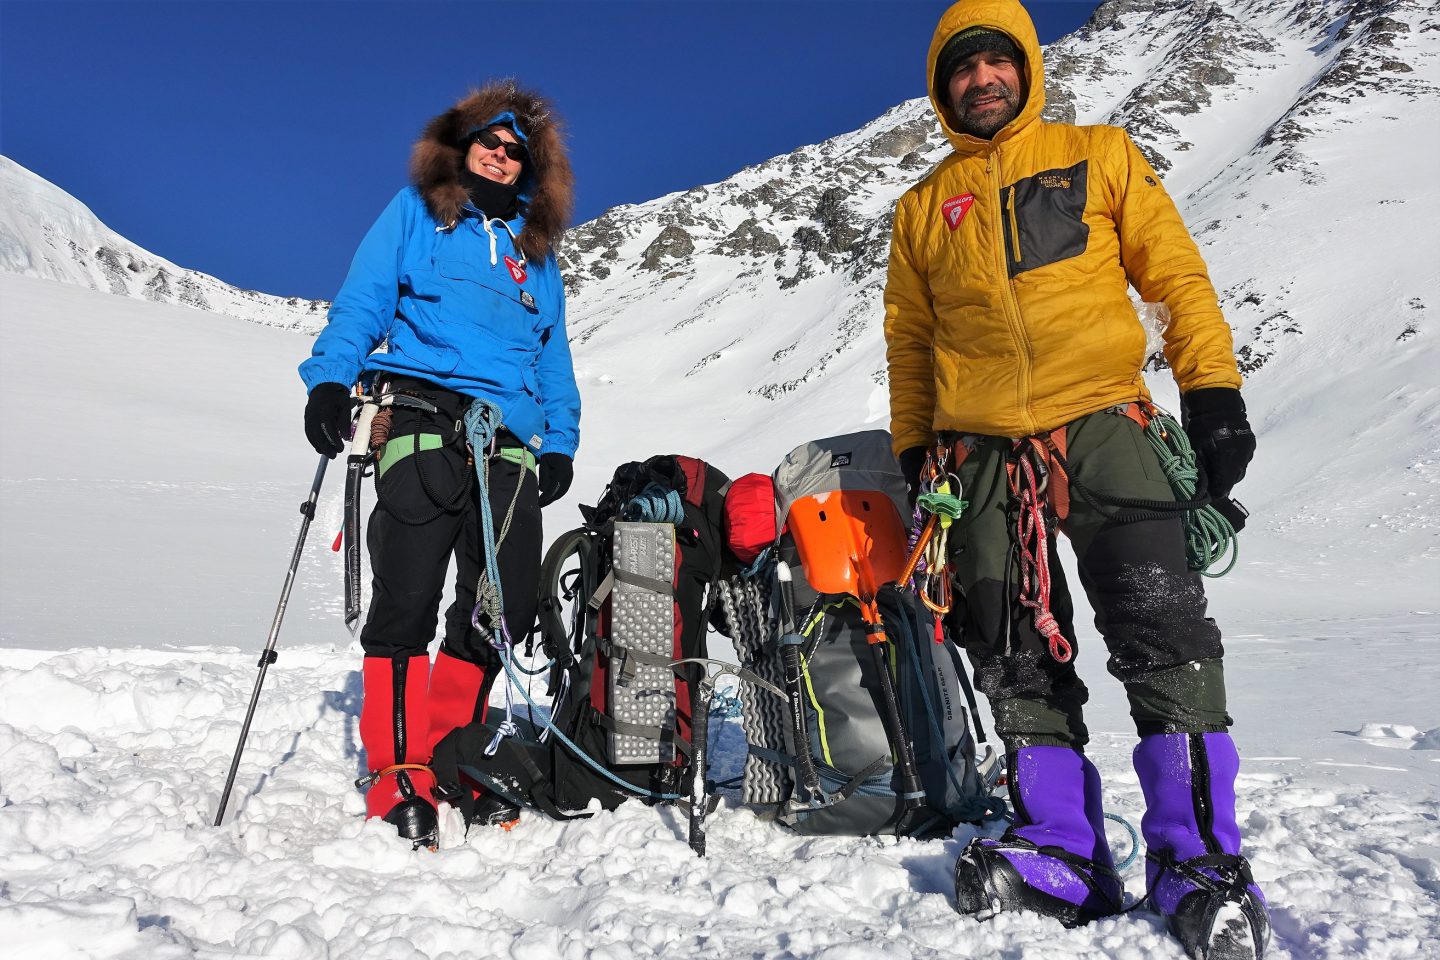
<box><xmin>785</xmin><ymin>490</ymin><xmax>926</xmax><ymax>811</ymax></box>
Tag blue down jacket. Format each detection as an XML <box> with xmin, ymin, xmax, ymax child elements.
<box><xmin>299</xmin><ymin>186</ymin><xmax>580</xmax><ymax>457</ymax></box>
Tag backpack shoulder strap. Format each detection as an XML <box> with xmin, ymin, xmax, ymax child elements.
<box><xmin>537</xmin><ymin>525</ymin><xmax>596</xmax><ymax>662</ymax></box>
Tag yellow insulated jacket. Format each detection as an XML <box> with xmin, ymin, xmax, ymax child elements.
<box><xmin>885</xmin><ymin>0</ymin><xmax>1242</xmax><ymax>452</ymax></box>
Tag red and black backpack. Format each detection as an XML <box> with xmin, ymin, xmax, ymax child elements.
<box><xmin>431</xmin><ymin>454</ymin><xmax>732</xmax><ymax>819</ymax></box>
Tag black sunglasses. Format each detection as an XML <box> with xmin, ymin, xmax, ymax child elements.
<box><xmin>470</xmin><ymin>128</ymin><xmax>528</xmax><ymax>164</ymax></box>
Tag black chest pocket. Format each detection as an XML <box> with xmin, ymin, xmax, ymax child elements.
<box><xmin>1000</xmin><ymin>161</ymin><xmax>1090</xmax><ymax>278</ymax></box>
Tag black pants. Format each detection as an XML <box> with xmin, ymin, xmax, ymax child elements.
<box><xmin>359</xmin><ymin>394</ymin><xmax>541</xmax><ymax>669</ymax></box>
<box><xmin>946</xmin><ymin>409</ymin><xmax>1231</xmax><ymax>749</ymax></box>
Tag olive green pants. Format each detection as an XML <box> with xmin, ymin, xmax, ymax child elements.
<box><xmin>945</xmin><ymin>408</ymin><xmax>1232</xmax><ymax>749</ymax></box>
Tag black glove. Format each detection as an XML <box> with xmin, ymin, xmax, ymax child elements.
<box><xmin>1181</xmin><ymin>387</ymin><xmax>1256</xmax><ymax>501</ymax></box>
<box><xmin>537</xmin><ymin>453</ymin><xmax>573</xmax><ymax>507</ymax></box>
<box><xmin>898</xmin><ymin>446</ymin><xmax>928</xmax><ymax>511</ymax></box>
<box><xmin>304</xmin><ymin>382</ymin><xmax>353</xmax><ymax>458</ymax></box>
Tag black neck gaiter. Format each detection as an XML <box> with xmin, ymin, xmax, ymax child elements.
<box><xmin>458</xmin><ymin>167</ymin><xmax>520</xmax><ymax>220</ymax></box>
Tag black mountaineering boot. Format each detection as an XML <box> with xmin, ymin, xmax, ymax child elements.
<box><xmin>954</xmin><ymin>746</ymin><xmax>1122</xmax><ymax>927</ymax></box>
<box><xmin>467</xmin><ymin>790</ymin><xmax>522</xmax><ymax>832</ymax></box>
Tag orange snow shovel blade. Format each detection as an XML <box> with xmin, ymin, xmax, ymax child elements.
<box><xmin>787</xmin><ymin>490</ymin><xmax>909</xmax><ymax>635</ymax></box>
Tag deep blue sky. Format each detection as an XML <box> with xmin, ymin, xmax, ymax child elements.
<box><xmin>1</xmin><ymin>1</ymin><xmax>1098</xmax><ymax>300</ymax></box>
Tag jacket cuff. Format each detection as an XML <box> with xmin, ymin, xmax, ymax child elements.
<box><xmin>299</xmin><ymin>361</ymin><xmax>358</xmax><ymax>394</ymax></box>
<box><xmin>540</xmin><ymin>438</ymin><xmax>578</xmax><ymax>458</ymax></box>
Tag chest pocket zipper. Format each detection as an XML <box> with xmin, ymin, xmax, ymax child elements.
<box><xmin>1006</xmin><ymin>187</ymin><xmax>1022</xmax><ymax>265</ymax></box>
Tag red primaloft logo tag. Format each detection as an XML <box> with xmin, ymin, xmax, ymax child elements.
<box><xmin>942</xmin><ymin>194</ymin><xmax>975</xmax><ymax>231</ymax></box>
<box><xmin>504</xmin><ymin>255</ymin><xmax>527</xmax><ymax>284</ymax></box>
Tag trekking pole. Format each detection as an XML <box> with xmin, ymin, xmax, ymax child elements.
<box><xmin>861</xmin><ymin>608</ymin><xmax>927</xmax><ymax>812</ymax></box>
<box><xmin>850</xmin><ymin>557</ymin><xmax>926</xmax><ymax>814</ymax></box>
<box><xmin>214</xmin><ymin>454</ymin><xmax>329</xmax><ymax>827</ymax></box>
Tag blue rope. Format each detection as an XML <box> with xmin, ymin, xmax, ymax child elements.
<box><xmin>462</xmin><ymin>400</ymin><xmax>519</xmax><ymax>756</ymax></box>
<box><xmin>621</xmin><ymin>483</ymin><xmax>685</xmax><ymax>523</ymax></box>
<box><xmin>709</xmin><ymin>691</ymin><xmax>743</xmax><ymax>721</ymax></box>
<box><xmin>496</xmin><ymin>645</ymin><xmax>680</xmax><ymax>801</ymax></box>
<box><xmin>739</xmin><ymin>546</ymin><xmax>772</xmax><ymax>579</ymax></box>
<box><xmin>1105</xmin><ymin>812</ymin><xmax>1141</xmax><ymax>871</ymax></box>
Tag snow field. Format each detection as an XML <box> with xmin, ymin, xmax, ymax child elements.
<box><xmin>3</xmin><ymin>1</ymin><xmax>1440</xmax><ymax>954</ymax></box>
<box><xmin>2</xmin><ymin>636</ymin><xmax>1438</xmax><ymax>959</ymax></box>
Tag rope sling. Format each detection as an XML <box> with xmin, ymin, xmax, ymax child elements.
<box><xmin>461</xmin><ymin>400</ymin><xmax>528</xmax><ymax>757</ymax></box>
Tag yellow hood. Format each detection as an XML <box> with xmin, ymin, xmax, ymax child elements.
<box><xmin>927</xmin><ymin>0</ymin><xmax>1046</xmax><ymax>153</ymax></box>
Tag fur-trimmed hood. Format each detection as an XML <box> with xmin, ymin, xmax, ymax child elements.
<box><xmin>410</xmin><ymin>80</ymin><xmax>574</xmax><ymax>261</ymax></box>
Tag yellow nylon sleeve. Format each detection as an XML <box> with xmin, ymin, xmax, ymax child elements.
<box><xmin>884</xmin><ymin>192</ymin><xmax>941</xmax><ymax>455</ymax></box>
<box><xmin>1110</xmin><ymin>129</ymin><xmax>1242</xmax><ymax>393</ymax></box>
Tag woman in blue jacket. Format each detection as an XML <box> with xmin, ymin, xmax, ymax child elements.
<box><xmin>300</xmin><ymin>80</ymin><xmax>579</xmax><ymax>846</ymax></box>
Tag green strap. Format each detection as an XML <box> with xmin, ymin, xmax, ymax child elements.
<box><xmin>377</xmin><ymin>434</ymin><xmax>537</xmax><ymax>481</ymax></box>
<box><xmin>496</xmin><ymin>445</ymin><xmax>540</xmax><ymax>476</ymax></box>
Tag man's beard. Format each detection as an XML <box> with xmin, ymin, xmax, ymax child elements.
<box><xmin>953</xmin><ymin>83</ymin><xmax>1023</xmax><ymax>139</ymax></box>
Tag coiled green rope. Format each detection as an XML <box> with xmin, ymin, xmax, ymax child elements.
<box><xmin>1143</xmin><ymin>411</ymin><xmax>1238</xmax><ymax>577</ymax></box>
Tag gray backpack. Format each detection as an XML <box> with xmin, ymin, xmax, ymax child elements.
<box><xmin>718</xmin><ymin>430</ymin><xmax>1004</xmax><ymax>836</ymax></box>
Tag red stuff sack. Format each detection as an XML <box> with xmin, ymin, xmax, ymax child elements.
<box><xmin>724</xmin><ymin>473</ymin><xmax>778</xmax><ymax>565</ymax></box>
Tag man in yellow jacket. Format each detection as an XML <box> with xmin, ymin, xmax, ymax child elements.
<box><xmin>884</xmin><ymin>2</ymin><xmax>1267</xmax><ymax>957</ymax></box>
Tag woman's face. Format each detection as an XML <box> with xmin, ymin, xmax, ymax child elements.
<box><xmin>466</xmin><ymin>126</ymin><xmax>524</xmax><ymax>185</ymax></box>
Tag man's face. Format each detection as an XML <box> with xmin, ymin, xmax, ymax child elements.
<box><xmin>947</xmin><ymin>50</ymin><xmax>1026</xmax><ymax>140</ymax></box>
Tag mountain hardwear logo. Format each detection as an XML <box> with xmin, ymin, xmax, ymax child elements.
<box><xmin>942</xmin><ymin>194</ymin><xmax>975</xmax><ymax>231</ymax></box>
<box><xmin>504</xmin><ymin>255</ymin><xmax>527</xmax><ymax>284</ymax></box>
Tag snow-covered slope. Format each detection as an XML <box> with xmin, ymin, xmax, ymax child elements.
<box><xmin>4</xmin><ymin>267</ymin><xmax>1437</xmax><ymax>959</ymax></box>
<box><xmin>0</xmin><ymin>156</ymin><xmax>328</xmax><ymax>332</ymax></box>
<box><xmin>557</xmin><ymin>0</ymin><xmax>1440</xmax><ymax>620</ymax></box>
<box><xmin>2</xmin><ymin>1</ymin><xmax>1439</xmax><ymax>957</ymax></box>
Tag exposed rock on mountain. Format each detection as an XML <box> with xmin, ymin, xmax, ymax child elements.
<box><xmin>558</xmin><ymin>0</ymin><xmax>1436</xmax><ymax>419</ymax></box>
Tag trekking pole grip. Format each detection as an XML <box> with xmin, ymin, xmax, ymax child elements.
<box><xmin>214</xmin><ymin>454</ymin><xmax>329</xmax><ymax>827</ymax></box>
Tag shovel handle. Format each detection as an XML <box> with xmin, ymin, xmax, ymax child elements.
<box><xmin>898</xmin><ymin>514</ymin><xmax>938</xmax><ymax>587</ymax></box>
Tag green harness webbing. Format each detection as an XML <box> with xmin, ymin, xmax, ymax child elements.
<box><xmin>376</xmin><ymin>434</ymin><xmax>537</xmax><ymax>481</ymax></box>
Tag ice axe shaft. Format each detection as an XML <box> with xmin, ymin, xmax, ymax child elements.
<box><xmin>776</xmin><ymin>561</ymin><xmax>823</xmax><ymax>800</ymax></box>
<box><xmin>214</xmin><ymin>454</ymin><xmax>329</xmax><ymax>827</ymax></box>
<box><xmin>687</xmin><ymin>676</ymin><xmax>714</xmax><ymax>856</ymax></box>
<box><xmin>343</xmin><ymin>400</ymin><xmax>379</xmax><ymax>634</ymax></box>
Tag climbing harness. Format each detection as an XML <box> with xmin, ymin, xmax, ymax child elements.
<box><xmin>338</xmin><ymin>385</ymin><xmax>447</xmax><ymax>632</ymax></box>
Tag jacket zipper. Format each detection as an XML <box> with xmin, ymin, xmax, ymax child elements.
<box><xmin>989</xmin><ymin>150</ymin><xmax>1036</xmax><ymax>435</ymax></box>
<box><xmin>1006</xmin><ymin>187</ymin><xmax>1022</xmax><ymax>264</ymax></box>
